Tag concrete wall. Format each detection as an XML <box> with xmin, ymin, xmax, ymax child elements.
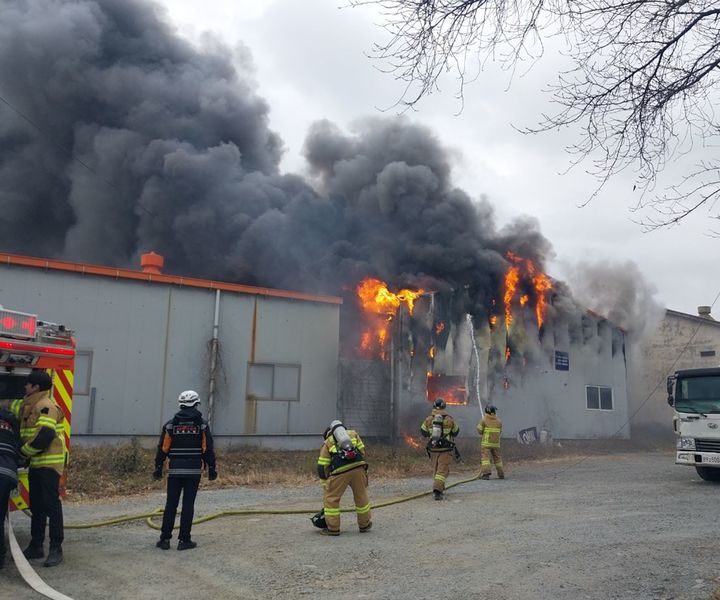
<box><xmin>0</xmin><ymin>263</ymin><xmax>339</xmax><ymax>447</ymax></box>
<box><xmin>634</xmin><ymin>309</ymin><xmax>720</xmax><ymax>436</ymax></box>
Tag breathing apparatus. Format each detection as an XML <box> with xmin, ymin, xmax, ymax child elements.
<box><xmin>430</xmin><ymin>414</ymin><xmax>444</xmax><ymax>443</ymax></box>
<box><xmin>329</xmin><ymin>420</ymin><xmax>358</xmax><ymax>460</ymax></box>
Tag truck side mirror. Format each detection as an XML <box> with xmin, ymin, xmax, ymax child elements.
<box><xmin>667</xmin><ymin>377</ymin><xmax>674</xmax><ymax>406</ymax></box>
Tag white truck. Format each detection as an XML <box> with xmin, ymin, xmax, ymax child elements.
<box><xmin>668</xmin><ymin>367</ymin><xmax>720</xmax><ymax>481</ymax></box>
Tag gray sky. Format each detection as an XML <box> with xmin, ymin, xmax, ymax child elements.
<box><xmin>157</xmin><ymin>0</ymin><xmax>718</xmax><ymax>317</ymax></box>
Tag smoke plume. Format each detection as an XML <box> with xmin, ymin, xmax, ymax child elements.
<box><xmin>0</xmin><ymin>0</ymin><xmax>562</xmax><ymax>323</ymax></box>
<box><xmin>560</xmin><ymin>260</ymin><xmax>664</xmax><ymax>342</ymax></box>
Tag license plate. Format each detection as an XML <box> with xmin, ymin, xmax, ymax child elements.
<box><xmin>702</xmin><ymin>454</ymin><xmax>720</xmax><ymax>464</ymax></box>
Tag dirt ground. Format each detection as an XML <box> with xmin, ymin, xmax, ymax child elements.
<box><xmin>3</xmin><ymin>450</ymin><xmax>720</xmax><ymax>600</ymax></box>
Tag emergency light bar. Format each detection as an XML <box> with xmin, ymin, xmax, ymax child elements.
<box><xmin>0</xmin><ymin>340</ymin><xmax>75</xmax><ymax>357</ymax></box>
<box><xmin>0</xmin><ymin>308</ymin><xmax>37</xmax><ymax>340</ymax></box>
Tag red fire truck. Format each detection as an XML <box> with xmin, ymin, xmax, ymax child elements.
<box><xmin>0</xmin><ymin>306</ymin><xmax>75</xmax><ymax>510</ymax></box>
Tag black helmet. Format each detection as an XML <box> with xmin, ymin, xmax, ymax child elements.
<box><xmin>433</xmin><ymin>398</ymin><xmax>446</xmax><ymax>410</ymax></box>
<box><xmin>485</xmin><ymin>404</ymin><xmax>497</xmax><ymax>415</ymax></box>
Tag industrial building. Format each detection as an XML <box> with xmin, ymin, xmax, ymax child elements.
<box><xmin>1</xmin><ymin>251</ymin><xmax>633</xmax><ymax>447</ymax></box>
<box><xmin>634</xmin><ymin>305</ymin><xmax>720</xmax><ymax>437</ymax></box>
<box><xmin>0</xmin><ymin>252</ymin><xmax>341</xmax><ymax>449</ymax></box>
<box><xmin>340</xmin><ymin>289</ymin><xmax>631</xmax><ymax>443</ymax></box>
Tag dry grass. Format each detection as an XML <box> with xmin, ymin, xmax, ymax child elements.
<box><xmin>63</xmin><ymin>436</ymin><xmax>672</xmax><ymax>502</ymax></box>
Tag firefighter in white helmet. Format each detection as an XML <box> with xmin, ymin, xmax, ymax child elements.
<box><xmin>153</xmin><ymin>390</ymin><xmax>217</xmax><ymax>550</ymax></box>
<box><xmin>477</xmin><ymin>404</ymin><xmax>504</xmax><ymax>479</ymax></box>
<box><xmin>420</xmin><ymin>398</ymin><xmax>460</xmax><ymax>500</ymax></box>
<box><xmin>316</xmin><ymin>420</ymin><xmax>372</xmax><ymax>536</ymax></box>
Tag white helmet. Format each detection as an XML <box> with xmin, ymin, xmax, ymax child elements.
<box><xmin>178</xmin><ymin>390</ymin><xmax>200</xmax><ymax>408</ymax></box>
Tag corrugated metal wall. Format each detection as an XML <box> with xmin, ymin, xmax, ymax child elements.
<box><xmin>0</xmin><ymin>264</ymin><xmax>339</xmax><ymax>443</ymax></box>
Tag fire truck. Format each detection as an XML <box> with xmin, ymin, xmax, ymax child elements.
<box><xmin>668</xmin><ymin>367</ymin><xmax>720</xmax><ymax>481</ymax></box>
<box><xmin>0</xmin><ymin>305</ymin><xmax>75</xmax><ymax>509</ymax></box>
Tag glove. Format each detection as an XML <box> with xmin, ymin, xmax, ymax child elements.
<box><xmin>152</xmin><ymin>468</ymin><xmax>163</xmax><ymax>481</ymax></box>
<box><xmin>208</xmin><ymin>468</ymin><xmax>218</xmax><ymax>481</ymax></box>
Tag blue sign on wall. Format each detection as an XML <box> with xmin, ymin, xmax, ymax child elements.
<box><xmin>555</xmin><ymin>350</ymin><xmax>569</xmax><ymax>371</ymax></box>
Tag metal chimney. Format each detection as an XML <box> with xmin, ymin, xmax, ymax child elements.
<box><xmin>140</xmin><ymin>252</ymin><xmax>164</xmax><ymax>275</ymax></box>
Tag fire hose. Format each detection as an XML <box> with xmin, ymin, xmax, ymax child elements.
<box><xmin>8</xmin><ymin>472</ymin><xmax>484</xmax><ymax>600</ymax></box>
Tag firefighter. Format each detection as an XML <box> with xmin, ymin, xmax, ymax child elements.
<box><xmin>153</xmin><ymin>390</ymin><xmax>217</xmax><ymax>550</ymax></box>
<box><xmin>9</xmin><ymin>370</ymin><xmax>67</xmax><ymax>567</ymax></box>
<box><xmin>420</xmin><ymin>398</ymin><xmax>460</xmax><ymax>500</ymax></box>
<box><xmin>477</xmin><ymin>404</ymin><xmax>504</xmax><ymax>479</ymax></box>
<box><xmin>316</xmin><ymin>420</ymin><xmax>372</xmax><ymax>536</ymax></box>
<box><xmin>0</xmin><ymin>405</ymin><xmax>21</xmax><ymax>569</ymax></box>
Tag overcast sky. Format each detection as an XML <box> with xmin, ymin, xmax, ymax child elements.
<box><xmin>155</xmin><ymin>0</ymin><xmax>718</xmax><ymax>317</ymax></box>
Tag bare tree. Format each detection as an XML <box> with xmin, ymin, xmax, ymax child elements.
<box><xmin>351</xmin><ymin>0</ymin><xmax>720</xmax><ymax>230</ymax></box>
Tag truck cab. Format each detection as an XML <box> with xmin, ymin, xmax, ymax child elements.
<box><xmin>668</xmin><ymin>367</ymin><xmax>720</xmax><ymax>481</ymax></box>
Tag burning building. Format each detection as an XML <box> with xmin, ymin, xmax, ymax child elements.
<box><xmin>339</xmin><ymin>256</ymin><xmax>630</xmax><ymax>442</ymax></box>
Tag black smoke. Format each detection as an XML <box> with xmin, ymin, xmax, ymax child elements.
<box><xmin>0</xmin><ymin>0</ymin><xmax>553</xmax><ymax>323</ymax></box>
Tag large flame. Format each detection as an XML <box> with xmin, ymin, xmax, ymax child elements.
<box><xmin>356</xmin><ymin>277</ymin><xmax>425</xmax><ymax>359</ymax></box>
<box><xmin>357</xmin><ymin>278</ymin><xmax>425</xmax><ymax>316</ymax></box>
<box><xmin>503</xmin><ymin>252</ymin><xmax>552</xmax><ymax>329</ymax></box>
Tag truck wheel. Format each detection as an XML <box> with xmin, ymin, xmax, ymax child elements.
<box><xmin>695</xmin><ymin>466</ymin><xmax>720</xmax><ymax>482</ymax></box>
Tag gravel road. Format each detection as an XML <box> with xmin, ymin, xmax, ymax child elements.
<box><xmin>3</xmin><ymin>450</ymin><xmax>719</xmax><ymax>600</ymax></box>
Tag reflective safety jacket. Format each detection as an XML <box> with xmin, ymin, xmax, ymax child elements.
<box><xmin>155</xmin><ymin>407</ymin><xmax>216</xmax><ymax>477</ymax></box>
<box><xmin>317</xmin><ymin>429</ymin><xmax>367</xmax><ymax>479</ymax></box>
<box><xmin>10</xmin><ymin>391</ymin><xmax>67</xmax><ymax>475</ymax></box>
<box><xmin>420</xmin><ymin>409</ymin><xmax>459</xmax><ymax>452</ymax></box>
<box><xmin>0</xmin><ymin>407</ymin><xmax>21</xmax><ymax>483</ymax></box>
<box><xmin>477</xmin><ymin>414</ymin><xmax>502</xmax><ymax>448</ymax></box>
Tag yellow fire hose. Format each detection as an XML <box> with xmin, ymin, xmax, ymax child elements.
<box><xmin>9</xmin><ymin>472</ymin><xmax>483</xmax><ymax>600</ymax></box>
<box><xmin>41</xmin><ymin>472</ymin><xmax>482</xmax><ymax>530</ymax></box>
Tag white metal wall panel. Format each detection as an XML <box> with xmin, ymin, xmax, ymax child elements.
<box><xmin>0</xmin><ymin>263</ymin><xmax>340</xmax><ymax>440</ymax></box>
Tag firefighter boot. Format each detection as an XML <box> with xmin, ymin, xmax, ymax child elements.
<box><xmin>359</xmin><ymin>522</ymin><xmax>373</xmax><ymax>533</ymax></box>
<box><xmin>433</xmin><ymin>490</ymin><xmax>443</xmax><ymax>501</ymax></box>
<box><xmin>23</xmin><ymin>544</ymin><xmax>44</xmax><ymax>560</ymax></box>
<box><xmin>178</xmin><ymin>539</ymin><xmax>197</xmax><ymax>551</ymax></box>
<box><xmin>320</xmin><ymin>528</ymin><xmax>340</xmax><ymax>536</ymax></box>
<box><xmin>156</xmin><ymin>539</ymin><xmax>170</xmax><ymax>550</ymax></box>
<box><xmin>480</xmin><ymin>474</ymin><xmax>490</xmax><ymax>480</ymax></box>
<box><xmin>44</xmin><ymin>547</ymin><xmax>63</xmax><ymax>568</ymax></box>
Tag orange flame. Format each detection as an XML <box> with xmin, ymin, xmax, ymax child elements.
<box><xmin>435</xmin><ymin>321</ymin><xmax>445</xmax><ymax>334</ymax></box>
<box><xmin>429</xmin><ymin>345</ymin><xmax>436</xmax><ymax>358</ymax></box>
<box><xmin>503</xmin><ymin>252</ymin><xmax>552</xmax><ymax>330</ymax></box>
<box><xmin>505</xmin><ymin>347</ymin><xmax>511</xmax><ymax>362</ymax></box>
<box><xmin>356</xmin><ymin>277</ymin><xmax>425</xmax><ymax>359</ymax></box>
<box><xmin>489</xmin><ymin>315</ymin><xmax>498</xmax><ymax>327</ymax></box>
<box><xmin>357</xmin><ymin>278</ymin><xmax>424</xmax><ymax>316</ymax></box>
<box><xmin>404</xmin><ymin>435</ymin><xmax>423</xmax><ymax>449</ymax></box>
<box><xmin>533</xmin><ymin>273</ymin><xmax>552</xmax><ymax>328</ymax></box>
<box><xmin>503</xmin><ymin>266</ymin><xmax>520</xmax><ymax>332</ymax></box>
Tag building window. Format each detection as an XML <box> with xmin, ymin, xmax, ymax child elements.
<box><xmin>700</xmin><ymin>350</ymin><xmax>716</xmax><ymax>358</ymax></box>
<box><xmin>586</xmin><ymin>385</ymin><xmax>613</xmax><ymax>411</ymax></box>
<box><xmin>73</xmin><ymin>350</ymin><xmax>93</xmax><ymax>396</ymax></box>
<box><xmin>247</xmin><ymin>363</ymin><xmax>301</xmax><ymax>402</ymax></box>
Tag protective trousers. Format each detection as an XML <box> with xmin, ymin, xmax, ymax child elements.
<box><xmin>160</xmin><ymin>475</ymin><xmax>201</xmax><ymax>542</ymax></box>
<box><xmin>480</xmin><ymin>446</ymin><xmax>504</xmax><ymax>478</ymax></box>
<box><xmin>0</xmin><ymin>477</ymin><xmax>14</xmax><ymax>560</ymax></box>
<box><xmin>323</xmin><ymin>467</ymin><xmax>371</xmax><ymax>533</ymax></box>
<box><xmin>28</xmin><ymin>468</ymin><xmax>64</xmax><ymax>550</ymax></box>
<box><xmin>431</xmin><ymin>451</ymin><xmax>452</xmax><ymax>492</ymax></box>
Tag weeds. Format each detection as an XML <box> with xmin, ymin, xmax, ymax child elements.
<box><xmin>63</xmin><ymin>437</ymin><xmax>670</xmax><ymax>502</ymax></box>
